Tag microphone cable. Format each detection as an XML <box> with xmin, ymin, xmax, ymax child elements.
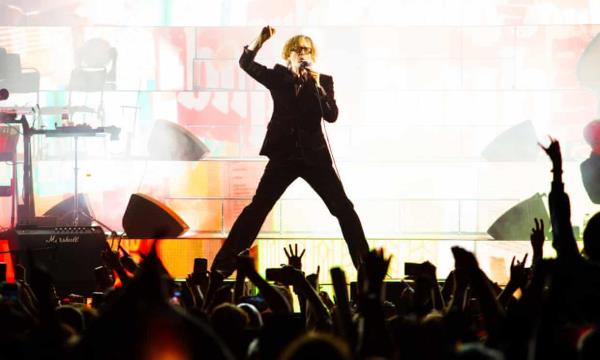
<box><xmin>300</xmin><ymin>61</ymin><xmax>343</xmax><ymax>182</ymax></box>
<box><xmin>311</xmin><ymin>76</ymin><xmax>343</xmax><ymax>182</ymax></box>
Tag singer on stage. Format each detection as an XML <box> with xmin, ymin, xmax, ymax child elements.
<box><xmin>211</xmin><ymin>26</ymin><xmax>370</xmax><ymax>277</ymax></box>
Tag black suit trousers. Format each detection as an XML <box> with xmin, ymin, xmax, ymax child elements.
<box><xmin>211</xmin><ymin>159</ymin><xmax>369</xmax><ymax>277</ymax></box>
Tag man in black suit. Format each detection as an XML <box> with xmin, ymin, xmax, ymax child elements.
<box><xmin>210</xmin><ymin>26</ymin><xmax>369</xmax><ymax>277</ymax></box>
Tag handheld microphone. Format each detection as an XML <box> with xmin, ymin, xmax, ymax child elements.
<box><xmin>299</xmin><ymin>60</ymin><xmax>311</xmax><ymax>70</ymax></box>
<box><xmin>299</xmin><ymin>61</ymin><xmax>312</xmax><ymax>82</ymax></box>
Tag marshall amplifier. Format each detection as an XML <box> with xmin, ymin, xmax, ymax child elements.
<box><xmin>8</xmin><ymin>226</ymin><xmax>107</xmax><ymax>296</ymax></box>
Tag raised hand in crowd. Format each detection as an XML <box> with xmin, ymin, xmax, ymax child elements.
<box><xmin>530</xmin><ymin>218</ymin><xmax>545</xmax><ymax>264</ymax></box>
<box><xmin>539</xmin><ymin>137</ymin><xmax>579</xmax><ymax>259</ymax></box>
<box><xmin>446</xmin><ymin>268</ymin><xmax>468</xmax><ymax>314</ymax></box>
<box><xmin>495</xmin><ymin>256</ymin><xmax>557</xmax><ymax>359</ymax></box>
<box><xmin>411</xmin><ymin>261</ymin><xmax>444</xmax><ymax>314</ymax></box>
<box><xmin>357</xmin><ymin>248</ymin><xmax>393</xmax><ymax>359</ymax></box>
<box><xmin>498</xmin><ymin>253</ymin><xmax>528</xmax><ymax>308</ymax></box>
<box><xmin>233</xmin><ymin>249</ymin><xmax>250</xmax><ymax>305</ymax></box>
<box><xmin>452</xmin><ymin>246</ymin><xmax>479</xmax><ymax>274</ymax></box>
<box><xmin>284</xmin><ymin>243</ymin><xmax>305</xmax><ymax>270</ymax></box>
<box><xmin>319</xmin><ymin>290</ymin><xmax>335</xmax><ymax>311</ymax></box>
<box><xmin>203</xmin><ymin>270</ymin><xmax>224</xmax><ymax>313</ymax></box>
<box><xmin>361</xmin><ymin>248</ymin><xmax>390</xmax><ymax>298</ymax></box>
<box><xmin>539</xmin><ymin>136</ymin><xmax>562</xmax><ymax>169</ymax></box>
<box><xmin>185</xmin><ymin>273</ymin><xmax>204</xmax><ymax>309</ymax></box>
<box><xmin>441</xmin><ymin>269</ymin><xmax>455</xmax><ymax>304</ymax></box>
<box><xmin>299</xmin><ymin>265</ymin><xmax>332</xmax><ymax>330</ymax></box>
<box><xmin>305</xmin><ymin>265</ymin><xmax>320</xmax><ymax>290</ymax></box>
<box><xmin>508</xmin><ymin>254</ymin><xmax>528</xmax><ymax>290</ymax></box>
<box><xmin>101</xmin><ymin>242</ymin><xmax>130</xmax><ymax>285</ymax></box>
<box><xmin>118</xmin><ymin>245</ymin><xmax>139</xmax><ymax>274</ymax></box>
<box><xmin>235</xmin><ymin>253</ymin><xmax>291</xmax><ymax>314</ymax></box>
<box><xmin>451</xmin><ymin>246</ymin><xmax>504</xmax><ymax>337</ymax></box>
<box><xmin>330</xmin><ymin>267</ymin><xmax>356</xmax><ymax>347</ymax></box>
<box><xmin>396</xmin><ymin>283</ymin><xmax>416</xmax><ymax>317</ymax></box>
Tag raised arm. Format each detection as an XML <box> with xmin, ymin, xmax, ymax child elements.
<box><xmin>497</xmin><ymin>253</ymin><xmax>528</xmax><ymax>308</ymax></box>
<box><xmin>530</xmin><ymin>218</ymin><xmax>545</xmax><ymax>266</ymax></box>
<box><xmin>451</xmin><ymin>246</ymin><xmax>505</xmax><ymax>336</ymax></box>
<box><xmin>357</xmin><ymin>248</ymin><xmax>394</xmax><ymax>359</ymax></box>
<box><xmin>248</xmin><ymin>25</ymin><xmax>274</xmax><ymax>52</ymax></box>
<box><xmin>101</xmin><ymin>242</ymin><xmax>130</xmax><ymax>285</ymax></box>
<box><xmin>330</xmin><ymin>267</ymin><xmax>356</xmax><ymax>346</ymax></box>
<box><xmin>239</xmin><ymin>26</ymin><xmax>279</xmax><ymax>89</ymax></box>
<box><xmin>283</xmin><ymin>265</ymin><xmax>331</xmax><ymax>329</ymax></box>
<box><xmin>539</xmin><ymin>138</ymin><xmax>580</xmax><ymax>259</ymax></box>
<box><xmin>413</xmin><ymin>261</ymin><xmax>444</xmax><ymax>313</ymax></box>
<box><xmin>236</xmin><ymin>254</ymin><xmax>291</xmax><ymax>314</ymax></box>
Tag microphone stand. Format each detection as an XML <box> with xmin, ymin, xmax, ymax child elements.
<box><xmin>76</xmin><ymin>211</ymin><xmax>123</xmax><ymax>249</ymax></box>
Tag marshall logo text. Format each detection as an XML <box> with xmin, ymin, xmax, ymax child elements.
<box><xmin>46</xmin><ymin>235</ymin><xmax>80</xmax><ymax>244</ymax></box>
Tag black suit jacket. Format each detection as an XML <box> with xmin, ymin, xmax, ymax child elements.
<box><xmin>239</xmin><ymin>47</ymin><xmax>338</xmax><ymax>165</ymax></box>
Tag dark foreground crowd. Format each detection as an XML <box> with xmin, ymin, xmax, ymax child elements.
<box><xmin>1</xmin><ymin>138</ymin><xmax>600</xmax><ymax>360</ymax></box>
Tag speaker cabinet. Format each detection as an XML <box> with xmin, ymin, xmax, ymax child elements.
<box><xmin>43</xmin><ymin>194</ymin><xmax>92</xmax><ymax>226</ymax></box>
<box><xmin>8</xmin><ymin>226</ymin><xmax>106</xmax><ymax>296</ymax></box>
<box><xmin>487</xmin><ymin>193</ymin><xmax>550</xmax><ymax>240</ymax></box>
<box><xmin>147</xmin><ymin>120</ymin><xmax>210</xmax><ymax>161</ymax></box>
<box><xmin>122</xmin><ymin>193</ymin><xmax>189</xmax><ymax>238</ymax></box>
<box><xmin>482</xmin><ymin>120</ymin><xmax>539</xmax><ymax>161</ymax></box>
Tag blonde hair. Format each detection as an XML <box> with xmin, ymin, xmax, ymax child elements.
<box><xmin>281</xmin><ymin>35</ymin><xmax>317</xmax><ymax>63</ymax></box>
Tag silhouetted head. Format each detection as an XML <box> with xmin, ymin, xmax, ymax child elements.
<box><xmin>583</xmin><ymin>212</ymin><xmax>600</xmax><ymax>261</ymax></box>
<box><xmin>55</xmin><ymin>305</ymin><xmax>85</xmax><ymax>335</ymax></box>
<box><xmin>210</xmin><ymin>303</ymin><xmax>249</xmax><ymax>335</ymax></box>
<box><xmin>419</xmin><ymin>311</ymin><xmax>451</xmax><ymax>359</ymax></box>
<box><xmin>238</xmin><ymin>302</ymin><xmax>263</xmax><ymax>329</ymax></box>
<box><xmin>273</xmin><ymin>284</ymin><xmax>293</xmax><ymax>311</ymax></box>
<box><xmin>280</xmin><ymin>332</ymin><xmax>351</xmax><ymax>360</ymax></box>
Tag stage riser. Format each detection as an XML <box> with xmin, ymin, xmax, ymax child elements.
<box><xmin>0</xmin><ymin>236</ymin><xmax>567</xmax><ymax>288</ymax></box>
<box><xmin>117</xmin><ymin>238</ymin><xmax>562</xmax><ymax>286</ymax></box>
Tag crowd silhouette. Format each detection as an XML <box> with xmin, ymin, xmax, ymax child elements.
<box><xmin>1</xmin><ymin>137</ymin><xmax>599</xmax><ymax>360</ymax></box>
